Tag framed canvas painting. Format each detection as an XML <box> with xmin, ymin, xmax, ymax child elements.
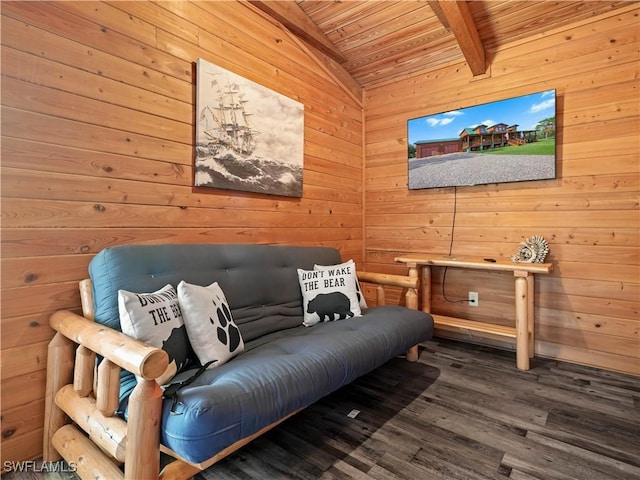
<box><xmin>195</xmin><ymin>58</ymin><xmax>304</xmax><ymax>197</ymax></box>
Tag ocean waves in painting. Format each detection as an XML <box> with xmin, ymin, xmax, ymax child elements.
<box><xmin>195</xmin><ymin>148</ymin><xmax>303</xmax><ymax>197</ymax></box>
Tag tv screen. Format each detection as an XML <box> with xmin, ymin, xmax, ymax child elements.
<box><xmin>407</xmin><ymin>90</ymin><xmax>556</xmax><ymax>189</ymax></box>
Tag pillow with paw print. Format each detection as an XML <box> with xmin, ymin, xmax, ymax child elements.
<box><xmin>177</xmin><ymin>280</ymin><xmax>244</xmax><ymax>368</ymax></box>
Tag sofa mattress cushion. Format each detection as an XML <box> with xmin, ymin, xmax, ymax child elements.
<box><xmin>159</xmin><ymin>305</ymin><xmax>433</xmax><ymax>464</ymax></box>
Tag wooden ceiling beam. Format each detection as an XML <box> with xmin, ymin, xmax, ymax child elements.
<box><xmin>434</xmin><ymin>0</ymin><xmax>487</xmax><ymax>76</ymax></box>
<box><xmin>427</xmin><ymin>1</ymin><xmax>450</xmax><ymax>29</ymax></box>
<box><xmin>248</xmin><ymin>1</ymin><xmax>346</xmax><ymax>64</ymax></box>
<box><xmin>246</xmin><ymin>0</ymin><xmax>361</xmax><ymax>103</ymax></box>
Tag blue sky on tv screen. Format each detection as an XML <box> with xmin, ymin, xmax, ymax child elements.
<box><xmin>408</xmin><ymin>90</ymin><xmax>555</xmax><ymax>144</ymax></box>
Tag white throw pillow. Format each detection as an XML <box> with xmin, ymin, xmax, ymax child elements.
<box><xmin>177</xmin><ymin>281</ymin><xmax>244</xmax><ymax>368</ymax></box>
<box><xmin>297</xmin><ymin>266</ymin><xmax>362</xmax><ymax>327</ymax></box>
<box><xmin>118</xmin><ymin>284</ymin><xmax>191</xmax><ymax>385</ymax></box>
<box><xmin>314</xmin><ymin>259</ymin><xmax>368</xmax><ymax>309</ymax></box>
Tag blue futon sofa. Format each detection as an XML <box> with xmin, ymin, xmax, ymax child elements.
<box><xmin>44</xmin><ymin>244</ymin><xmax>433</xmax><ymax>480</ymax></box>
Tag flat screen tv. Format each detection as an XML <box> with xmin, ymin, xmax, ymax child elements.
<box><xmin>407</xmin><ymin>89</ymin><xmax>556</xmax><ymax>189</ymax></box>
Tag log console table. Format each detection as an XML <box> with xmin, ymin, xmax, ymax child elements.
<box><xmin>395</xmin><ymin>255</ymin><xmax>553</xmax><ymax>371</ymax></box>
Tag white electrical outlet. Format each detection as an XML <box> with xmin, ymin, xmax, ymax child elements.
<box><xmin>469</xmin><ymin>291</ymin><xmax>479</xmax><ymax>307</ymax></box>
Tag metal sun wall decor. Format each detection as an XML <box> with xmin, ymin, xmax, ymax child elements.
<box><xmin>511</xmin><ymin>235</ymin><xmax>549</xmax><ymax>263</ymax></box>
<box><xmin>195</xmin><ymin>58</ymin><xmax>304</xmax><ymax>197</ymax></box>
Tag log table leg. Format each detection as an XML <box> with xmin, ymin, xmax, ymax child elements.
<box><xmin>526</xmin><ymin>274</ymin><xmax>535</xmax><ymax>358</ymax></box>
<box><xmin>514</xmin><ymin>272</ymin><xmax>531</xmax><ymax>371</ymax></box>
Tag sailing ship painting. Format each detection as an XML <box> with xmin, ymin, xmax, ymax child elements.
<box><xmin>195</xmin><ymin>58</ymin><xmax>304</xmax><ymax>197</ymax></box>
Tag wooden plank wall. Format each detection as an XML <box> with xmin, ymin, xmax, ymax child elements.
<box><xmin>364</xmin><ymin>5</ymin><xmax>639</xmax><ymax>375</ymax></box>
<box><xmin>0</xmin><ymin>1</ymin><xmax>363</xmax><ymax>463</ymax></box>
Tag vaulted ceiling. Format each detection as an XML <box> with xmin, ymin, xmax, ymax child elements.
<box><xmin>250</xmin><ymin>1</ymin><xmax>628</xmax><ymax>88</ymax></box>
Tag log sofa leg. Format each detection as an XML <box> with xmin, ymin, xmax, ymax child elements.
<box><xmin>406</xmin><ymin>345</ymin><xmax>419</xmax><ymax>362</ymax></box>
<box><xmin>405</xmin><ymin>274</ymin><xmax>421</xmax><ymax>362</ymax></box>
<box><xmin>43</xmin><ymin>332</ymin><xmax>75</xmax><ymax>462</ymax></box>
<box><xmin>124</xmin><ymin>378</ymin><xmax>164</xmax><ymax>480</ymax></box>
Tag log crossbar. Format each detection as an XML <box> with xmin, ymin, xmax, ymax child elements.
<box><xmin>44</xmin><ymin>269</ymin><xmax>423</xmax><ymax>480</ymax></box>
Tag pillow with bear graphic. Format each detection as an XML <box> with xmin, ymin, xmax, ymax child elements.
<box><xmin>177</xmin><ymin>280</ymin><xmax>244</xmax><ymax>368</ymax></box>
<box><xmin>118</xmin><ymin>284</ymin><xmax>191</xmax><ymax>385</ymax></box>
<box><xmin>314</xmin><ymin>259</ymin><xmax>367</xmax><ymax>309</ymax></box>
<box><xmin>297</xmin><ymin>266</ymin><xmax>362</xmax><ymax>327</ymax></box>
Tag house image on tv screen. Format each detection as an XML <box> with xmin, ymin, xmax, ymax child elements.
<box><xmin>407</xmin><ymin>90</ymin><xmax>556</xmax><ymax>190</ymax></box>
<box><xmin>415</xmin><ymin>123</ymin><xmax>539</xmax><ymax>158</ymax></box>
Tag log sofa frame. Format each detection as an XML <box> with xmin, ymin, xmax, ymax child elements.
<box><xmin>43</xmin><ymin>270</ymin><xmax>420</xmax><ymax>480</ymax></box>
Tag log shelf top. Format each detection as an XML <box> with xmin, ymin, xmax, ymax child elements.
<box><xmin>395</xmin><ymin>254</ymin><xmax>553</xmax><ymax>275</ymax></box>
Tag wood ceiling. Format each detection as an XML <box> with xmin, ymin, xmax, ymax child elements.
<box><xmin>251</xmin><ymin>1</ymin><xmax>629</xmax><ymax>88</ymax></box>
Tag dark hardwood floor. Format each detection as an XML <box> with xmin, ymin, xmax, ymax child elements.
<box><xmin>7</xmin><ymin>339</ymin><xmax>639</xmax><ymax>479</ymax></box>
<box><xmin>195</xmin><ymin>339</ymin><xmax>640</xmax><ymax>480</ymax></box>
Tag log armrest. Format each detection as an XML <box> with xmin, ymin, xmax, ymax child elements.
<box><xmin>356</xmin><ymin>271</ymin><xmax>418</xmax><ymax>289</ymax></box>
<box><xmin>50</xmin><ymin>309</ymin><xmax>169</xmax><ymax>380</ymax></box>
<box><xmin>46</xmin><ymin>310</ymin><xmax>168</xmax><ymax>480</ymax></box>
<box><xmin>356</xmin><ymin>270</ymin><xmax>419</xmax><ymax>310</ymax></box>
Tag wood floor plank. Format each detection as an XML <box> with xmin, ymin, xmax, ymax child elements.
<box><xmin>524</xmin><ymin>431</ymin><xmax>640</xmax><ymax>479</ymax></box>
<box><xmin>508</xmin><ymin>470</ymin><xmax>542</xmax><ymax>480</ymax></box>
<box><xmin>371</xmin><ymin>452</ymin><xmax>443</xmax><ymax>480</ymax></box>
<box><xmin>542</xmin><ymin>406</ymin><xmax>640</xmax><ymax>466</ymax></box>
<box><xmin>390</xmin><ymin>420</ymin><xmax>504</xmax><ymax>479</ymax></box>
<box><xmin>537</xmin><ymin>368</ymin><xmax>639</xmax><ymax>407</ymax></box>
<box><xmin>423</xmin><ymin>381</ymin><xmax>549</xmax><ymax>430</ymax></box>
